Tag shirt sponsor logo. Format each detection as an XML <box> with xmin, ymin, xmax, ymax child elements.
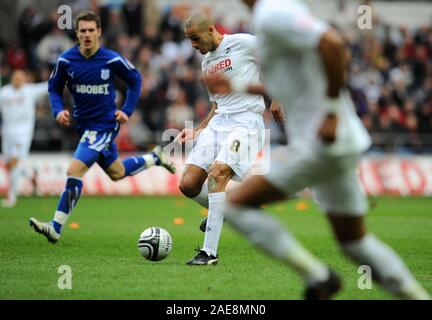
<box><xmin>207</xmin><ymin>58</ymin><xmax>232</xmax><ymax>76</ymax></box>
<box><xmin>75</xmin><ymin>84</ymin><xmax>109</xmax><ymax>95</ymax></box>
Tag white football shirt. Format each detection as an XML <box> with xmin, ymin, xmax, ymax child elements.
<box><xmin>0</xmin><ymin>82</ymin><xmax>48</xmax><ymax>136</ymax></box>
<box><xmin>252</xmin><ymin>0</ymin><xmax>371</xmax><ymax>155</ymax></box>
<box><xmin>202</xmin><ymin>33</ymin><xmax>265</xmax><ymax>115</ymax></box>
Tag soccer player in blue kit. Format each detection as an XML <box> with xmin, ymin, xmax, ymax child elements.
<box><xmin>30</xmin><ymin>11</ymin><xmax>175</xmax><ymax>243</ymax></box>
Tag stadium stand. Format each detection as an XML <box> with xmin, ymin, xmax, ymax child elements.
<box><xmin>0</xmin><ymin>0</ymin><xmax>430</xmax><ymax>154</ymax></box>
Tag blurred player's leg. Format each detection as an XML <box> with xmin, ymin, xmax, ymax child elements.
<box><xmin>2</xmin><ymin>158</ymin><xmax>19</xmax><ymax>207</ymax></box>
<box><xmin>329</xmin><ymin>215</ymin><xmax>430</xmax><ymax>300</ymax></box>
<box><xmin>313</xmin><ymin>163</ymin><xmax>430</xmax><ymax>300</ymax></box>
<box><xmin>223</xmin><ymin>175</ymin><xmax>338</xmax><ymax>296</ymax></box>
<box><xmin>2</xmin><ymin>133</ymin><xmax>31</xmax><ymax>207</ymax></box>
<box><xmin>222</xmin><ymin>146</ymin><xmax>346</xmax><ymax>299</ymax></box>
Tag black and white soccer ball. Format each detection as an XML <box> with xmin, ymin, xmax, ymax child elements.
<box><xmin>137</xmin><ymin>227</ymin><xmax>173</xmax><ymax>261</ymax></box>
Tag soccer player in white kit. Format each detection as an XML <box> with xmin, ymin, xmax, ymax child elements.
<box><xmin>205</xmin><ymin>0</ymin><xmax>430</xmax><ymax>299</ymax></box>
<box><xmin>0</xmin><ymin>70</ymin><xmax>47</xmax><ymax>207</ymax></box>
<box><xmin>176</xmin><ymin>11</ymin><xmax>284</xmax><ymax>265</ymax></box>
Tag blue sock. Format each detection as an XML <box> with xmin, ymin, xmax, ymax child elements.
<box><xmin>52</xmin><ymin>177</ymin><xmax>83</xmax><ymax>234</ymax></box>
<box><xmin>122</xmin><ymin>156</ymin><xmax>150</xmax><ymax>176</ymax></box>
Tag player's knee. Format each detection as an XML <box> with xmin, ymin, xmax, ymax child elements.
<box><xmin>207</xmin><ymin>166</ymin><xmax>230</xmax><ymax>192</ymax></box>
<box><xmin>66</xmin><ymin>166</ymin><xmax>83</xmax><ymax>177</ymax></box>
<box><xmin>67</xmin><ymin>160</ymin><xmax>89</xmax><ymax>178</ymax></box>
<box><xmin>108</xmin><ymin>171</ymin><xmax>124</xmax><ymax>182</ymax></box>
<box><xmin>179</xmin><ymin>178</ymin><xmax>201</xmax><ymax>198</ymax></box>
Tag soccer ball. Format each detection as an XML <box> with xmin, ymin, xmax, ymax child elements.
<box><xmin>137</xmin><ymin>227</ymin><xmax>173</xmax><ymax>261</ymax></box>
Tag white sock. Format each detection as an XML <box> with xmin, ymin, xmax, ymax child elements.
<box><xmin>342</xmin><ymin>234</ymin><xmax>431</xmax><ymax>300</ymax></box>
<box><xmin>8</xmin><ymin>165</ymin><xmax>21</xmax><ymax>202</ymax></box>
<box><xmin>224</xmin><ymin>204</ymin><xmax>329</xmax><ymax>285</ymax></box>
<box><xmin>192</xmin><ymin>181</ymin><xmax>209</xmax><ymax>209</ymax></box>
<box><xmin>202</xmin><ymin>192</ymin><xmax>225</xmax><ymax>257</ymax></box>
<box><xmin>143</xmin><ymin>154</ymin><xmax>156</xmax><ymax>167</ymax></box>
<box><xmin>53</xmin><ymin>211</ymin><xmax>69</xmax><ymax>228</ymax></box>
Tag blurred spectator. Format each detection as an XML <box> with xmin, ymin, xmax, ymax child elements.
<box><xmin>117</xmin><ymin>124</ymin><xmax>139</xmax><ymax>152</ymax></box>
<box><xmin>127</xmin><ymin>110</ymin><xmax>153</xmax><ymax>149</ymax></box>
<box><xmin>6</xmin><ymin>42</ymin><xmax>28</xmax><ymax>70</ymax></box>
<box><xmin>193</xmin><ymin>97</ymin><xmax>211</xmax><ymax>123</ymax></box>
<box><xmin>122</xmin><ymin>0</ymin><xmax>143</xmax><ymax>37</ymax></box>
<box><xmin>18</xmin><ymin>7</ymin><xmax>51</xmax><ymax>69</ymax></box>
<box><xmin>32</xmin><ymin>102</ymin><xmax>63</xmax><ymax>151</ymax></box>
<box><xmin>36</xmin><ymin>27</ymin><xmax>74</xmax><ymax>68</ymax></box>
<box><xmin>104</xmin><ymin>9</ymin><xmax>127</xmax><ymax>50</ymax></box>
<box><xmin>165</xmin><ymin>89</ymin><xmax>193</xmax><ymax>130</ymax></box>
<box><xmin>159</xmin><ymin>4</ymin><xmax>187</xmax><ymax>43</ymax></box>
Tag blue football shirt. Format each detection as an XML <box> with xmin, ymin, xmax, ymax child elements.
<box><xmin>49</xmin><ymin>46</ymin><xmax>142</xmax><ymax>133</ymax></box>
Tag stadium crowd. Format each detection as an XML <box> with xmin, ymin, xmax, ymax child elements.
<box><xmin>0</xmin><ymin>1</ymin><xmax>431</xmax><ymax>153</ymax></box>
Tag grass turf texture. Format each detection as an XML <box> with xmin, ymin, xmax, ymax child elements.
<box><xmin>0</xmin><ymin>196</ymin><xmax>431</xmax><ymax>300</ymax></box>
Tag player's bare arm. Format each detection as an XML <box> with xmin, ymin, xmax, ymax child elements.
<box><xmin>317</xmin><ymin>29</ymin><xmax>346</xmax><ymax>144</ymax></box>
<box><xmin>56</xmin><ymin>110</ymin><xmax>71</xmax><ymax>127</ymax></box>
<box><xmin>175</xmin><ymin>102</ymin><xmax>217</xmax><ymax>144</ymax></box>
<box><xmin>319</xmin><ymin>30</ymin><xmax>346</xmax><ymax>99</ymax></box>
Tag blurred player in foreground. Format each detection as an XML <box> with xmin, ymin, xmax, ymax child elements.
<box><xmin>205</xmin><ymin>0</ymin><xmax>430</xmax><ymax>299</ymax></box>
<box><xmin>176</xmin><ymin>11</ymin><xmax>284</xmax><ymax>265</ymax></box>
<box><xmin>0</xmin><ymin>70</ymin><xmax>47</xmax><ymax>207</ymax></box>
<box><xmin>30</xmin><ymin>11</ymin><xmax>175</xmax><ymax>243</ymax></box>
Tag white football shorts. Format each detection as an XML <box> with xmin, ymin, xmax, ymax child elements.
<box><xmin>1</xmin><ymin>128</ymin><xmax>33</xmax><ymax>160</ymax></box>
<box><xmin>265</xmin><ymin>145</ymin><xmax>368</xmax><ymax>216</ymax></box>
<box><xmin>186</xmin><ymin>111</ymin><xmax>265</xmax><ymax>182</ymax></box>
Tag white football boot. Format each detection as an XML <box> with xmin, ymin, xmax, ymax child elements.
<box><xmin>29</xmin><ymin>217</ymin><xmax>60</xmax><ymax>243</ymax></box>
<box><xmin>151</xmin><ymin>145</ymin><xmax>176</xmax><ymax>174</ymax></box>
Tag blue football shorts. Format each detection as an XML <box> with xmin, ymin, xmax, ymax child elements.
<box><xmin>74</xmin><ymin>123</ymin><xmax>120</xmax><ymax>170</ymax></box>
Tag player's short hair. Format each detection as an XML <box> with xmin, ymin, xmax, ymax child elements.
<box><xmin>74</xmin><ymin>10</ymin><xmax>101</xmax><ymax>30</ymax></box>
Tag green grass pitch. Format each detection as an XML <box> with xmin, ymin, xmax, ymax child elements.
<box><xmin>0</xmin><ymin>196</ymin><xmax>431</xmax><ymax>300</ymax></box>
